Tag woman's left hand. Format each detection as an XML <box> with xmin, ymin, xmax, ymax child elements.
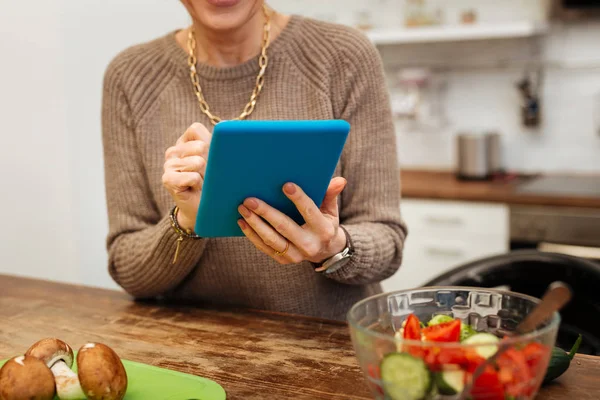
<box><xmin>237</xmin><ymin>177</ymin><xmax>348</xmax><ymax>265</ymax></box>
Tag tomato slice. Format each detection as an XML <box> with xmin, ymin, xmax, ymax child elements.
<box><xmin>420</xmin><ymin>320</ymin><xmax>461</xmax><ymax>369</ymax></box>
<box><xmin>420</xmin><ymin>346</ymin><xmax>439</xmax><ymax>369</ymax></box>
<box><xmin>522</xmin><ymin>341</ymin><xmax>550</xmax><ymax>372</ymax></box>
<box><xmin>497</xmin><ymin>348</ymin><xmax>533</xmax><ymax>397</ymax></box>
<box><xmin>437</xmin><ymin>347</ymin><xmax>468</xmax><ymax>365</ymax></box>
<box><xmin>422</xmin><ymin>319</ymin><xmax>461</xmax><ymax>342</ymax></box>
<box><xmin>366</xmin><ymin>363</ymin><xmax>384</xmax><ymax>396</ymax></box>
<box><xmin>401</xmin><ymin>314</ymin><xmax>425</xmax><ymax>358</ymax></box>
<box><xmin>367</xmin><ymin>363</ymin><xmax>380</xmax><ymax>380</ymax></box>
<box><xmin>469</xmin><ymin>366</ymin><xmax>505</xmax><ymax>400</ymax></box>
<box><xmin>521</xmin><ymin>341</ymin><xmax>551</xmax><ymax>394</ymax></box>
<box><xmin>464</xmin><ymin>350</ymin><xmax>486</xmax><ymax>373</ymax></box>
<box><xmin>403</xmin><ymin>314</ymin><xmax>422</xmax><ymax>340</ymax></box>
<box><xmin>422</xmin><ymin>346</ymin><xmax>468</xmax><ymax>371</ymax></box>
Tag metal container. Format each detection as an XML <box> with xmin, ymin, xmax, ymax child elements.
<box><xmin>456</xmin><ymin>132</ymin><xmax>502</xmax><ymax>180</ymax></box>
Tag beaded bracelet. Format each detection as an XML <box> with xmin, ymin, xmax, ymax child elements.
<box><xmin>169</xmin><ymin>206</ymin><xmax>202</xmax><ymax>264</ymax></box>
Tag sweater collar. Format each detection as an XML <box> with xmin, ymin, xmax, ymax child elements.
<box><xmin>163</xmin><ymin>14</ymin><xmax>302</xmax><ymax>81</ymax></box>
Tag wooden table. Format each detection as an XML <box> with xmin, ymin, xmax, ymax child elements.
<box><xmin>1</xmin><ymin>275</ymin><xmax>598</xmax><ymax>399</ymax></box>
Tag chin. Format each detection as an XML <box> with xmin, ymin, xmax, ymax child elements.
<box><xmin>182</xmin><ymin>0</ymin><xmax>262</xmax><ymax>32</ymax></box>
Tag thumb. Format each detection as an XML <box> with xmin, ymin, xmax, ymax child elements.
<box><xmin>320</xmin><ymin>177</ymin><xmax>347</xmax><ymax>217</ymax></box>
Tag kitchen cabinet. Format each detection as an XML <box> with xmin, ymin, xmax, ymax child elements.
<box><xmin>382</xmin><ymin>198</ymin><xmax>509</xmax><ymax>291</ymax></box>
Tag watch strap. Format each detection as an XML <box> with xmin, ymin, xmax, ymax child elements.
<box><xmin>339</xmin><ymin>225</ymin><xmax>354</xmax><ymax>254</ymax></box>
<box><xmin>314</xmin><ymin>225</ymin><xmax>353</xmax><ymax>273</ymax></box>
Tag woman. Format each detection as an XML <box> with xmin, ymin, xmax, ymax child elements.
<box><xmin>102</xmin><ymin>0</ymin><xmax>407</xmax><ymax>320</ymax></box>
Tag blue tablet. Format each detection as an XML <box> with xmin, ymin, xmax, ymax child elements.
<box><xmin>195</xmin><ymin>120</ymin><xmax>350</xmax><ymax>237</ymax></box>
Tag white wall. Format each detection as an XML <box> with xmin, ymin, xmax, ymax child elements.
<box><xmin>62</xmin><ymin>1</ymin><xmax>189</xmax><ymax>289</ymax></box>
<box><xmin>274</xmin><ymin>0</ymin><xmax>600</xmax><ymax>173</ymax></box>
<box><xmin>386</xmin><ymin>21</ymin><xmax>600</xmax><ymax>173</ymax></box>
<box><xmin>0</xmin><ymin>0</ymin><xmax>188</xmax><ymax>289</ymax></box>
<box><xmin>0</xmin><ymin>2</ymin><xmax>77</xmax><ymax>284</ymax></box>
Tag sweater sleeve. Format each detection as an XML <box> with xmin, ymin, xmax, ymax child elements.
<box><xmin>325</xmin><ymin>32</ymin><xmax>407</xmax><ymax>285</ymax></box>
<box><xmin>101</xmin><ymin>59</ymin><xmax>207</xmax><ymax>298</ymax></box>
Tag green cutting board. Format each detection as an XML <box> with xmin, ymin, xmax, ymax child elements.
<box><xmin>0</xmin><ymin>357</ymin><xmax>226</xmax><ymax>400</ymax></box>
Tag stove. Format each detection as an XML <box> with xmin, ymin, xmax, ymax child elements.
<box><xmin>510</xmin><ymin>175</ymin><xmax>600</xmax><ymax>253</ymax></box>
<box><xmin>508</xmin><ymin>175</ymin><xmax>600</xmax><ymax>357</ymax></box>
<box><xmin>515</xmin><ymin>175</ymin><xmax>600</xmax><ymax>197</ymax></box>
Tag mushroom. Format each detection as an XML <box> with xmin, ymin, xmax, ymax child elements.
<box><xmin>76</xmin><ymin>342</ymin><xmax>128</xmax><ymax>400</ymax></box>
<box><xmin>0</xmin><ymin>355</ymin><xmax>56</xmax><ymax>400</ymax></box>
<box><xmin>25</xmin><ymin>339</ymin><xmax>128</xmax><ymax>400</ymax></box>
<box><xmin>25</xmin><ymin>338</ymin><xmax>85</xmax><ymax>399</ymax></box>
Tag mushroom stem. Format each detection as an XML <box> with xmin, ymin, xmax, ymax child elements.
<box><xmin>50</xmin><ymin>361</ymin><xmax>85</xmax><ymax>400</ymax></box>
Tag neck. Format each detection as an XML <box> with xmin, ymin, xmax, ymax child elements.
<box><xmin>193</xmin><ymin>8</ymin><xmax>266</xmax><ymax>68</ymax></box>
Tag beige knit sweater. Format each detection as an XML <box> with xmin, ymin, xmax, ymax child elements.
<box><xmin>101</xmin><ymin>15</ymin><xmax>407</xmax><ymax>320</ymax></box>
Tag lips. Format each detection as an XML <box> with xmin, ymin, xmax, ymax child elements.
<box><xmin>205</xmin><ymin>0</ymin><xmax>242</xmax><ymax>7</ymax></box>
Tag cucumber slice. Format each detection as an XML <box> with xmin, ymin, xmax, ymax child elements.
<box><xmin>462</xmin><ymin>332</ymin><xmax>500</xmax><ymax>359</ymax></box>
<box><xmin>435</xmin><ymin>369</ymin><xmax>465</xmax><ymax>395</ymax></box>
<box><xmin>380</xmin><ymin>353</ymin><xmax>431</xmax><ymax>400</ymax></box>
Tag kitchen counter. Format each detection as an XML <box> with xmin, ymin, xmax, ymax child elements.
<box><xmin>1</xmin><ymin>274</ymin><xmax>599</xmax><ymax>399</ymax></box>
<box><xmin>400</xmin><ymin>169</ymin><xmax>600</xmax><ymax>208</ymax></box>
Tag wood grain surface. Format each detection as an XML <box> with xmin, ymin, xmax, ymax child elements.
<box><xmin>400</xmin><ymin>169</ymin><xmax>600</xmax><ymax>208</ymax></box>
<box><xmin>538</xmin><ymin>353</ymin><xmax>600</xmax><ymax>400</ymax></box>
<box><xmin>1</xmin><ymin>274</ymin><xmax>598</xmax><ymax>399</ymax></box>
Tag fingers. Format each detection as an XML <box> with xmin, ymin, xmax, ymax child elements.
<box><xmin>238</xmin><ymin>181</ymin><xmax>346</xmax><ymax>264</ymax></box>
<box><xmin>282</xmin><ymin>183</ymin><xmax>331</xmax><ymax>234</ymax></box>
<box><xmin>165</xmin><ymin>140</ymin><xmax>208</xmax><ymax>160</ymax></box>
<box><xmin>238</xmin><ymin>219</ymin><xmax>304</xmax><ymax>265</ymax></box>
<box><xmin>160</xmin><ymin>124</ymin><xmax>209</xmax><ymax>230</ymax></box>
<box><xmin>237</xmin><ymin>219</ymin><xmax>285</xmax><ymax>262</ymax></box>
<box><xmin>164</xmin><ymin>155</ymin><xmax>206</xmax><ymax>173</ymax></box>
<box><xmin>166</xmin><ymin>123</ymin><xmax>211</xmax><ymax>161</ymax></box>
<box><xmin>240</xmin><ymin>197</ymin><xmax>339</xmax><ymax>263</ymax></box>
<box><xmin>238</xmin><ymin>204</ymin><xmax>286</xmax><ymax>252</ymax></box>
<box><xmin>177</xmin><ymin>122</ymin><xmax>211</xmax><ymax>145</ymax></box>
<box><xmin>241</xmin><ymin>198</ymin><xmax>304</xmax><ymax>242</ymax></box>
<box><xmin>163</xmin><ymin>155</ymin><xmax>206</xmax><ymax>194</ymax></box>
<box><xmin>320</xmin><ymin>177</ymin><xmax>347</xmax><ymax>217</ymax></box>
<box><xmin>162</xmin><ymin>171</ymin><xmax>202</xmax><ymax>193</ymax></box>
<box><xmin>238</xmin><ymin>205</ymin><xmax>305</xmax><ymax>264</ymax></box>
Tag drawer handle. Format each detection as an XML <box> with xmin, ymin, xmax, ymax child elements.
<box><xmin>425</xmin><ymin>247</ymin><xmax>464</xmax><ymax>258</ymax></box>
<box><xmin>423</xmin><ymin>216</ymin><xmax>464</xmax><ymax>226</ymax></box>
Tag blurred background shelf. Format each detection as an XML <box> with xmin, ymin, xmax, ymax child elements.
<box><xmin>366</xmin><ymin>22</ymin><xmax>549</xmax><ymax>45</ymax></box>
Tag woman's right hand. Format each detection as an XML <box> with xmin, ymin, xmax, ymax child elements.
<box><xmin>162</xmin><ymin>123</ymin><xmax>212</xmax><ymax>232</ymax></box>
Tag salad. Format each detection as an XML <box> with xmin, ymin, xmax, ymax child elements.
<box><xmin>366</xmin><ymin>313</ymin><xmax>552</xmax><ymax>400</ymax></box>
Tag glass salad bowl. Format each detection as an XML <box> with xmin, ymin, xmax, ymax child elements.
<box><xmin>347</xmin><ymin>287</ymin><xmax>560</xmax><ymax>400</ymax></box>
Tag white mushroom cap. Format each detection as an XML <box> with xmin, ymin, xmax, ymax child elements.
<box><xmin>77</xmin><ymin>343</ymin><xmax>128</xmax><ymax>400</ymax></box>
<box><xmin>0</xmin><ymin>355</ymin><xmax>56</xmax><ymax>400</ymax></box>
<box><xmin>25</xmin><ymin>338</ymin><xmax>74</xmax><ymax>368</ymax></box>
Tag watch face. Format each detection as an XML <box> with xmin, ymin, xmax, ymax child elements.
<box><xmin>324</xmin><ymin>255</ymin><xmax>352</xmax><ymax>274</ymax></box>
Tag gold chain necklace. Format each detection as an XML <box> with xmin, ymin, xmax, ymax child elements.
<box><xmin>187</xmin><ymin>6</ymin><xmax>272</xmax><ymax>126</ymax></box>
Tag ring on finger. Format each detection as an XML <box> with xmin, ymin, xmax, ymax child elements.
<box><xmin>274</xmin><ymin>241</ymin><xmax>290</xmax><ymax>257</ymax></box>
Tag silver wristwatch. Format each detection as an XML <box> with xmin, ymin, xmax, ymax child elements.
<box><xmin>316</xmin><ymin>226</ymin><xmax>353</xmax><ymax>274</ymax></box>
